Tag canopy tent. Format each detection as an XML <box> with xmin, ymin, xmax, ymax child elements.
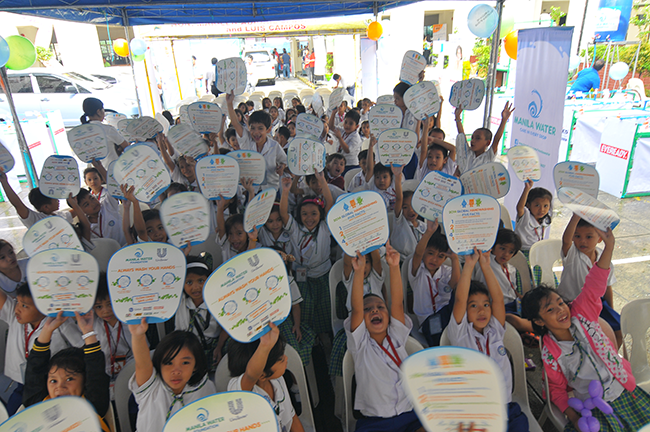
<box><xmin>0</xmin><ymin>0</ymin><xmax>504</xmax><ymax>188</ymax></box>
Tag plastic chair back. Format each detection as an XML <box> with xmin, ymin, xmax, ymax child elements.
<box><xmin>500</xmin><ymin>203</ymin><xmax>513</xmax><ymax>230</ymax></box>
<box><xmin>509</xmin><ymin>251</ymin><xmax>533</xmax><ymax>295</ymax></box>
<box><xmin>621</xmin><ymin>298</ymin><xmax>650</xmax><ymax>392</ymax></box>
<box><xmin>528</xmin><ymin>239</ymin><xmax>563</xmax><ymax>287</ymax></box>
<box><xmin>329</xmin><ymin>259</ymin><xmax>346</xmax><ymax>335</ymax></box>
<box><xmin>114</xmin><ymin>359</ymin><xmax>136</xmax><ymax>432</ymax></box>
<box><xmin>89</xmin><ymin>238</ymin><xmax>121</xmax><ymax>273</ymax></box>
<box><xmin>343</xmin><ymin>168</ymin><xmax>362</xmax><ymax>191</ymax></box>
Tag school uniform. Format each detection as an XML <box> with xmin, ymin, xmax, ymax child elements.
<box><xmin>228</xmin><ymin>375</ymin><xmax>294</xmax><ymax>432</ymax></box>
<box><xmin>455</xmin><ymin>134</ymin><xmax>495</xmax><ymax>175</ymax></box>
<box><xmin>326</xmin><ymin>172</ymin><xmax>345</xmax><ymax>190</ymax></box>
<box><xmin>258</xmin><ymin>226</ymin><xmax>297</xmax><ymax>258</ymax></box>
<box><xmin>472</xmin><ymin>254</ymin><xmax>519</xmax><ymax>313</ymax></box>
<box><xmin>365</xmin><ymin>177</ymin><xmax>397</xmax><ymax>211</ymax></box>
<box><xmin>336</xmin><ymin>126</ymin><xmax>362</xmax><ymax>167</ymax></box>
<box><xmin>19</xmin><ymin>209</ymin><xmax>74</xmax><ymax>229</ymax></box>
<box><xmin>129</xmin><ymin>371</ymin><xmax>215</xmax><ymax>432</ymax></box>
<box><xmin>343</xmin><ymin>268</ymin><xmax>385</xmax><ymax>312</ymax></box>
<box><xmin>390</xmin><ymin>214</ymin><xmax>426</xmax><ymax>258</ymax></box>
<box><xmin>299</xmin><ymin>183</ymin><xmax>346</xmax><ymax>202</ymax></box>
<box><xmin>237</xmin><ymin>130</ymin><xmax>288</xmax><ymax>190</ymax></box>
<box><xmin>90</xmin><ymin>202</ymin><xmax>127</xmax><ymax>246</ymax></box>
<box><xmin>89</xmin><ymin>120</ymin><xmax>127</xmax><ymax>169</ymax></box>
<box><xmin>344</xmin><ymin>315</ymin><xmax>422</xmax><ymax>431</ymax></box>
<box><xmin>217</xmin><ymin>233</ymin><xmax>262</xmax><ymax>263</ymax></box>
<box><xmin>514</xmin><ymin>207</ymin><xmax>550</xmax><ymax>251</ymax></box>
<box><xmin>174</xmin><ymin>297</ymin><xmax>221</xmax><ymax>370</ymax></box>
<box><xmin>415</xmin><ymin>159</ymin><xmax>458</xmax><ymax>182</ymax></box>
<box><xmin>91</xmin><ymin>187</ymin><xmax>120</xmax><ymax>214</ymax></box>
<box><xmin>349</xmin><ymin>170</ymin><xmax>366</xmax><ymax>191</ymax></box>
<box><xmin>400</xmin><ymin>110</ymin><xmax>419</xmax><ymax>180</ymax></box>
<box><xmin>284</xmin><ymin>216</ymin><xmax>332</xmax><ymax>333</ymax></box>
<box><xmin>278</xmin><ymin>275</ymin><xmax>316</xmax><ymax>366</ymax></box>
<box><xmin>93</xmin><ymin>317</ymin><xmax>132</xmax><ymax>381</ymax></box>
<box><xmin>333</xmin><ymin>111</ymin><xmax>346</xmax><ymax>130</ymax></box>
<box><xmin>0</xmin><ymin>258</ymin><xmax>28</xmax><ymax>296</ymax></box>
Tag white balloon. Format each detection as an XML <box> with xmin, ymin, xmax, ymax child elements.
<box><xmin>609</xmin><ymin>62</ymin><xmax>629</xmax><ymax>81</ymax></box>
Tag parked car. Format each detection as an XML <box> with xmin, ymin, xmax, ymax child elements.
<box><xmin>242</xmin><ymin>49</ymin><xmax>276</xmax><ymax>86</ymax></box>
<box><xmin>0</xmin><ymin>69</ymin><xmax>139</xmax><ymax>127</ymax></box>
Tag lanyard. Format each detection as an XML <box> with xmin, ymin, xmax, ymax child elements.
<box><xmin>92</xmin><ymin>188</ymin><xmax>103</xmax><ymax>202</ymax></box>
<box><xmin>90</xmin><ymin>213</ymin><xmax>103</xmax><ymax>238</ymax></box>
<box><xmin>427</xmin><ymin>277</ymin><xmax>440</xmax><ymax>311</ymax></box>
<box><xmin>475</xmin><ymin>334</ymin><xmax>490</xmax><ymax>356</ymax></box>
<box><xmin>377</xmin><ymin>335</ymin><xmax>402</xmax><ymax>367</ymax></box>
<box><xmin>502</xmin><ymin>266</ymin><xmax>517</xmax><ymax>294</ymax></box>
<box><xmin>104</xmin><ymin>321</ymin><xmax>123</xmax><ymax>376</ymax></box>
<box><xmin>24</xmin><ymin>325</ymin><xmax>37</xmax><ymax>358</ymax></box>
<box><xmin>533</xmin><ymin>226</ymin><xmax>545</xmax><ymax>242</ymax></box>
<box><xmin>299</xmin><ymin>232</ymin><xmax>315</xmax><ymax>265</ymax></box>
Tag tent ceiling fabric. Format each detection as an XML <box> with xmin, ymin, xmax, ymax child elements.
<box><xmin>0</xmin><ymin>1</ymin><xmax>427</xmax><ymax>26</ymax></box>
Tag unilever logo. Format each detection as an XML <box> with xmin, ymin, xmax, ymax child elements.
<box><xmin>528</xmin><ymin>90</ymin><xmax>543</xmax><ymax>119</ymax></box>
<box><xmin>228</xmin><ymin>398</ymin><xmax>244</xmax><ymax>415</ymax></box>
<box><xmin>196</xmin><ymin>407</ymin><xmax>209</xmax><ymax>422</ymax></box>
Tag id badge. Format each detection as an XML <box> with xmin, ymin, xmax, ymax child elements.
<box><xmin>429</xmin><ymin>314</ymin><xmax>443</xmax><ymax>335</ymax></box>
<box><xmin>295</xmin><ymin>266</ymin><xmax>307</xmax><ymax>282</ymax></box>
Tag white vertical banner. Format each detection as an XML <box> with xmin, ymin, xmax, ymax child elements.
<box><xmin>504</xmin><ymin>27</ymin><xmax>574</xmax><ymax>222</ymax></box>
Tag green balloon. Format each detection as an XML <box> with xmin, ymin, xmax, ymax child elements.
<box><xmin>500</xmin><ymin>13</ymin><xmax>515</xmax><ymax>39</ymax></box>
<box><xmin>5</xmin><ymin>35</ymin><xmax>36</xmax><ymax>70</ymax></box>
<box><xmin>133</xmin><ymin>53</ymin><xmax>145</xmax><ymax>62</ymax></box>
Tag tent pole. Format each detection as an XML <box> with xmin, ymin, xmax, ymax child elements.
<box><xmin>170</xmin><ymin>40</ymin><xmax>184</xmax><ymax>100</ymax></box>
<box><xmin>483</xmin><ymin>0</ymin><xmax>505</xmax><ymax>128</ymax></box>
<box><xmin>0</xmin><ymin>67</ymin><xmax>37</xmax><ymax>189</ymax></box>
<box><xmin>122</xmin><ymin>8</ymin><xmax>143</xmax><ymax>117</ymax></box>
<box><xmin>632</xmin><ymin>42</ymin><xmax>641</xmax><ymax>77</ymax></box>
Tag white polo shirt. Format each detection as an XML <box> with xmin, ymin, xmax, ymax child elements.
<box><xmin>336</xmin><ymin>126</ymin><xmax>362</xmax><ymax>166</ymax></box>
<box><xmin>407</xmin><ymin>259</ymin><xmax>453</xmax><ymax>327</ymax></box>
<box><xmin>390</xmin><ymin>213</ymin><xmax>426</xmax><ymax>258</ymax></box>
<box><xmin>90</xmin><ymin>203</ymin><xmax>127</xmax><ymax>246</ymax></box>
<box><xmin>130</xmin><ymin>371</ymin><xmax>215</xmax><ymax>432</ymax></box>
<box><xmin>20</xmin><ymin>210</ymin><xmax>74</xmax><ymax>229</ymax></box>
<box><xmin>0</xmin><ymin>258</ymin><xmax>28</xmax><ymax>296</ymax></box>
<box><xmin>174</xmin><ymin>297</ymin><xmax>221</xmax><ymax>341</ymax></box>
<box><xmin>472</xmin><ymin>254</ymin><xmax>518</xmax><ymax>304</ymax></box>
<box><xmin>365</xmin><ymin>177</ymin><xmax>396</xmax><ymax>211</ymax></box>
<box><xmin>455</xmin><ymin>134</ymin><xmax>495</xmax><ymax>175</ymax></box>
<box><xmin>228</xmin><ymin>375</ymin><xmax>292</xmax><ymax>432</ymax></box>
<box><xmin>93</xmin><ymin>317</ymin><xmax>133</xmax><ymax>378</ymax></box>
<box><xmin>342</xmin><ymin>268</ymin><xmax>385</xmax><ymax>312</ymax></box>
<box><xmin>558</xmin><ymin>244</ymin><xmax>616</xmax><ymax>301</ymax></box>
<box><xmin>447</xmin><ymin>313</ymin><xmax>512</xmax><ymax>402</ymax></box>
<box><xmin>237</xmin><ymin>131</ymin><xmax>288</xmax><ymax>190</ymax></box>
<box><xmin>284</xmin><ymin>216</ymin><xmax>331</xmax><ymax>278</ymax></box>
<box><xmin>416</xmin><ymin>159</ymin><xmax>458</xmax><ymax>182</ymax></box>
<box><xmin>90</xmin><ymin>120</ymin><xmax>127</xmax><ymax>169</ymax></box>
<box><xmin>344</xmin><ymin>315</ymin><xmax>413</xmax><ymax>418</ymax></box>
<box><xmin>514</xmin><ymin>207</ymin><xmax>550</xmax><ymax>251</ymax></box>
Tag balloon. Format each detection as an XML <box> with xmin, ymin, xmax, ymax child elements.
<box><xmin>584</xmin><ymin>398</ymin><xmax>595</xmax><ymax>410</ymax></box>
<box><xmin>133</xmin><ymin>54</ymin><xmax>145</xmax><ymax>62</ymax></box>
<box><xmin>500</xmin><ymin>12</ymin><xmax>515</xmax><ymax>38</ymax></box>
<box><xmin>504</xmin><ymin>31</ymin><xmax>518</xmax><ymax>60</ymax></box>
<box><xmin>609</xmin><ymin>62</ymin><xmax>629</xmax><ymax>80</ymax></box>
<box><xmin>130</xmin><ymin>38</ymin><xmax>147</xmax><ymax>56</ymax></box>
<box><xmin>569</xmin><ymin>56</ymin><xmax>582</xmax><ymax>71</ymax></box>
<box><xmin>587</xmin><ymin>416</ymin><xmax>600</xmax><ymax>432</ymax></box>
<box><xmin>0</xmin><ymin>36</ymin><xmax>9</xmax><ymax>68</ymax></box>
<box><xmin>468</xmin><ymin>4</ymin><xmax>499</xmax><ymax>38</ymax></box>
<box><xmin>589</xmin><ymin>381</ymin><xmax>603</xmax><ymax>399</ymax></box>
<box><xmin>578</xmin><ymin>416</ymin><xmax>596</xmax><ymax>432</ymax></box>
<box><xmin>593</xmin><ymin>397</ymin><xmax>614</xmax><ymax>415</ymax></box>
<box><xmin>582</xmin><ymin>409</ymin><xmax>592</xmax><ymax>418</ymax></box>
<box><xmin>568</xmin><ymin>398</ymin><xmax>585</xmax><ymax>411</ymax></box>
<box><xmin>367</xmin><ymin>21</ymin><xmax>383</xmax><ymax>41</ymax></box>
<box><xmin>5</xmin><ymin>36</ymin><xmax>36</xmax><ymax>71</ymax></box>
<box><xmin>113</xmin><ymin>38</ymin><xmax>129</xmax><ymax>57</ymax></box>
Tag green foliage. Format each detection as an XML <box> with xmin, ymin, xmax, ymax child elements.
<box><xmin>472</xmin><ymin>37</ymin><xmax>492</xmax><ymax>78</ymax></box>
<box><xmin>550</xmin><ymin>6</ymin><xmax>567</xmax><ymax>26</ymax></box>
<box><xmin>632</xmin><ymin>1</ymin><xmax>650</xmax><ymax>42</ymax></box>
<box><xmin>36</xmin><ymin>46</ymin><xmax>53</xmax><ymax>62</ymax></box>
<box><xmin>580</xmin><ymin>42</ymin><xmax>650</xmax><ymax>78</ymax></box>
<box><xmin>326</xmin><ymin>53</ymin><xmax>333</xmax><ymax>73</ymax></box>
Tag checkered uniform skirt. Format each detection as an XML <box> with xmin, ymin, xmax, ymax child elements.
<box><xmin>563</xmin><ymin>386</ymin><xmax>650</xmax><ymax>432</ymax></box>
<box><xmin>279</xmin><ymin>315</ymin><xmax>316</xmax><ymax>366</ymax></box>
<box><xmin>298</xmin><ymin>272</ymin><xmax>332</xmax><ymax>334</ymax></box>
<box><xmin>329</xmin><ymin>329</ymin><xmax>347</xmax><ymax>377</ymax></box>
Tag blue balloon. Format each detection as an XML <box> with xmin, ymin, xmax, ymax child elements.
<box><xmin>130</xmin><ymin>38</ymin><xmax>147</xmax><ymax>56</ymax></box>
<box><xmin>468</xmin><ymin>4</ymin><xmax>499</xmax><ymax>38</ymax></box>
<box><xmin>0</xmin><ymin>36</ymin><xmax>10</xmax><ymax>68</ymax></box>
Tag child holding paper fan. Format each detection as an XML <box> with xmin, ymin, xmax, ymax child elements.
<box><xmin>364</xmin><ymin>136</ymin><xmax>401</xmax><ymax>211</ymax></box>
<box><xmin>408</xmin><ymin>219</ymin><xmax>460</xmax><ymax>346</ymax></box>
<box><xmin>558</xmin><ymin>214</ymin><xmax>622</xmax><ymax>348</ymax></box>
<box><xmin>453</xmin><ymin>101</ymin><xmax>514</xmax><ymax>175</ymax></box>
<box><xmin>448</xmin><ymin>248</ymin><xmax>529</xmax><ymax>432</ymax></box>
<box><xmin>157</xmin><ymin>134</ymin><xmax>199</xmax><ymax>191</ymax></box>
<box><xmin>391</xmin><ymin>166</ymin><xmax>425</xmax><ymax>257</ymax></box>
<box><xmin>76</xmin><ymin>188</ymin><xmax>127</xmax><ymax>246</ymax></box>
<box><xmin>0</xmin><ymin>239</ymin><xmax>28</xmax><ymax>296</ymax></box>
<box><xmin>259</xmin><ymin>203</ymin><xmax>297</xmax><ymax>258</ymax></box>
<box><xmin>416</xmin><ymin>117</ymin><xmax>457</xmax><ymax>182</ymax></box>
<box><xmin>22</xmin><ymin>310</ymin><xmax>111</xmax><ymax>432</ymax></box>
<box><xmin>515</xmin><ymin>180</ymin><xmax>553</xmax><ymax>256</ymax></box>
<box><xmin>128</xmin><ymin>322</ymin><xmax>216</xmax><ymax>432</ymax></box>
<box><xmin>522</xmin><ymin>228</ymin><xmax>650</xmax><ymax>432</ymax></box>
<box><xmin>280</xmin><ymin>174</ymin><xmax>334</xmax><ymax>344</ymax></box>
<box><xmin>346</xmin><ymin>242</ymin><xmax>424</xmax><ymax>431</ymax></box>
<box><xmin>227</xmin><ymin>324</ymin><xmax>305</xmax><ymax>432</ymax></box>
<box><xmin>216</xmin><ymin>196</ymin><xmax>260</xmax><ymax>263</ymax></box>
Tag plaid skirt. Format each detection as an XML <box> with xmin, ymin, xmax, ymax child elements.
<box><xmin>279</xmin><ymin>314</ymin><xmax>316</xmax><ymax>366</ymax></box>
<box><xmin>564</xmin><ymin>387</ymin><xmax>650</xmax><ymax>432</ymax></box>
<box><xmin>329</xmin><ymin>328</ymin><xmax>347</xmax><ymax>377</ymax></box>
<box><xmin>298</xmin><ymin>272</ymin><xmax>332</xmax><ymax>334</ymax></box>
<box><xmin>520</xmin><ymin>249</ymin><xmax>558</xmax><ymax>288</ymax></box>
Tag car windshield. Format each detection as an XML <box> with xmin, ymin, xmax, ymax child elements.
<box><xmin>246</xmin><ymin>51</ymin><xmax>271</xmax><ymax>63</ymax></box>
<box><xmin>62</xmin><ymin>72</ymin><xmax>112</xmax><ymax>90</ymax></box>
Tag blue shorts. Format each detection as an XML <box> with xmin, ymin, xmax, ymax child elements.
<box><xmin>505</xmin><ymin>299</ymin><xmax>518</xmax><ymax>315</ymax></box>
<box><xmin>600</xmin><ymin>298</ymin><xmax>621</xmax><ymax>331</ymax></box>
<box><xmin>355</xmin><ymin>410</ymin><xmax>422</xmax><ymax>432</ymax></box>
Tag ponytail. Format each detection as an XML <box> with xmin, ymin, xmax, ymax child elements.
<box><xmin>81</xmin><ymin>97</ymin><xmax>104</xmax><ymax>124</ymax></box>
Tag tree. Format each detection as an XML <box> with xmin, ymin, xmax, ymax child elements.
<box><xmin>472</xmin><ymin>37</ymin><xmax>492</xmax><ymax>78</ymax></box>
<box><xmin>631</xmin><ymin>1</ymin><xmax>650</xmax><ymax>42</ymax></box>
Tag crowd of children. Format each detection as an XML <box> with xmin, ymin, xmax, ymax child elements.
<box><xmin>0</xmin><ymin>81</ymin><xmax>644</xmax><ymax>432</ymax></box>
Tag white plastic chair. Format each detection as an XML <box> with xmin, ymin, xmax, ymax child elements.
<box><xmin>528</xmin><ymin>239</ymin><xmax>563</xmax><ymax>287</ymax></box>
<box><xmin>268</xmin><ymin>90</ymin><xmax>283</xmax><ymax>100</ymax></box>
<box><xmin>114</xmin><ymin>359</ymin><xmax>136</xmax><ymax>432</ymax></box>
<box><xmin>302</xmin><ymin>95</ymin><xmax>313</xmax><ymax>108</ymax></box>
<box><xmin>343</xmin><ymin>167</ymin><xmax>362</xmax><ymax>191</ymax></box>
<box><xmin>621</xmin><ymin>298</ymin><xmax>650</xmax><ymax>393</ymax></box>
<box><xmin>89</xmin><ymin>238</ymin><xmax>121</xmax><ymax>273</ymax></box>
<box><xmin>342</xmin><ymin>337</ymin><xmax>424</xmax><ymax>432</ymax></box>
<box><xmin>315</xmin><ymin>87</ymin><xmax>331</xmax><ymax>97</ymax></box>
<box><xmin>400</xmin><ymin>260</ymin><xmax>429</xmax><ymax>348</ymax></box>
<box><xmin>402</xmin><ymin>179</ymin><xmax>420</xmax><ymax>192</ymax></box>
<box><xmin>500</xmin><ymin>203</ymin><xmax>513</xmax><ymax>230</ymax></box>
<box><xmin>199</xmin><ymin>94</ymin><xmax>216</xmax><ymax>102</ymax></box>
<box><xmin>105</xmin><ymin>403</ymin><xmax>117</xmax><ymax>432</ymax></box>
<box><xmin>509</xmin><ymin>251</ymin><xmax>533</xmax><ymax>295</ymax></box>
<box><xmin>329</xmin><ymin>259</ymin><xmax>347</xmax><ymax>335</ymax></box>
<box><xmin>299</xmin><ymin>89</ymin><xmax>315</xmax><ymax>98</ymax></box>
<box><xmin>250</xmin><ymin>91</ymin><xmax>266</xmax><ymax>98</ymax></box>
<box><xmin>214</xmin><ymin>345</ymin><xmax>317</xmax><ymax>432</ymax></box>
<box><xmin>537</xmin><ymin>338</ymin><xmax>569</xmax><ymax>430</ymax></box>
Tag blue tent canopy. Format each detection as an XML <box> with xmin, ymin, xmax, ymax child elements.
<box><xmin>0</xmin><ymin>1</ymin><xmax>425</xmax><ymax>26</ymax></box>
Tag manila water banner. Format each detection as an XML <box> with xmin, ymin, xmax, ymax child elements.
<box><xmin>504</xmin><ymin>27</ymin><xmax>574</xmax><ymax>223</ymax></box>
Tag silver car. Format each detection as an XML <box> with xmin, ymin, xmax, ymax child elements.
<box><xmin>0</xmin><ymin>69</ymin><xmax>139</xmax><ymax>127</ymax></box>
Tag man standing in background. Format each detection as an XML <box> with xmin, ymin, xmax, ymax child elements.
<box><xmin>281</xmin><ymin>49</ymin><xmax>291</xmax><ymax>79</ymax></box>
<box><xmin>205</xmin><ymin>57</ymin><xmax>219</xmax><ymax>96</ymax></box>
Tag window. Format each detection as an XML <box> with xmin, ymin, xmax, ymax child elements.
<box><xmin>1</xmin><ymin>75</ymin><xmax>33</xmax><ymax>94</ymax></box>
<box><xmin>35</xmin><ymin>75</ymin><xmax>76</xmax><ymax>93</ymax></box>
<box><xmin>247</xmin><ymin>51</ymin><xmax>271</xmax><ymax>63</ymax></box>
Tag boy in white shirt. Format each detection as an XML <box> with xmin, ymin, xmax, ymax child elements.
<box><xmin>345</xmin><ymin>242</ymin><xmax>423</xmax><ymax>432</ymax></box>
<box><xmin>447</xmin><ymin>248</ymin><xmax>529</xmax><ymax>432</ymax></box>
<box><xmin>415</xmin><ymin>119</ymin><xmax>457</xmax><ymax>181</ymax></box>
<box><xmin>364</xmin><ymin>137</ymin><xmax>400</xmax><ymax>211</ymax></box>
<box><xmin>227</xmin><ymin>91</ymin><xmax>287</xmax><ymax>190</ymax></box>
<box><xmin>453</xmin><ymin>101</ymin><xmax>513</xmax><ymax>175</ymax></box>
<box><xmin>76</xmin><ymin>188</ymin><xmax>127</xmax><ymax>246</ymax></box>
<box><xmin>329</xmin><ymin>108</ymin><xmax>362</xmax><ymax>169</ymax></box>
<box><xmin>348</xmin><ymin>150</ymin><xmax>368</xmax><ymax>191</ymax></box>
<box><xmin>0</xmin><ymin>283</ymin><xmax>83</xmax><ymax>414</ymax></box>
<box><xmin>559</xmin><ymin>214</ymin><xmax>621</xmax><ymax>347</ymax></box>
<box><xmin>407</xmin><ymin>220</ymin><xmax>459</xmax><ymax>346</ymax></box>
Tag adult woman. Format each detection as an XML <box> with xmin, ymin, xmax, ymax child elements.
<box><xmin>80</xmin><ymin>98</ymin><xmax>130</xmax><ymax>168</ymax></box>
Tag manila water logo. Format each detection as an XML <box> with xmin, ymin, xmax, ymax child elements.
<box><xmin>528</xmin><ymin>90</ymin><xmax>543</xmax><ymax>119</ymax></box>
<box><xmin>196</xmin><ymin>407</ymin><xmax>209</xmax><ymax>422</ymax></box>
<box><xmin>228</xmin><ymin>398</ymin><xmax>244</xmax><ymax>415</ymax></box>
<box><xmin>226</xmin><ymin>267</ymin><xmax>236</xmax><ymax>278</ymax></box>
<box><xmin>134</xmin><ymin>248</ymin><xmax>144</xmax><ymax>258</ymax></box>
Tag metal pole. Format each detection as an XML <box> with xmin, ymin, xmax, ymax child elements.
<box><xmin>122</xmin><ymin>8</ymin><xmax>143</xmax><ymax>117</ymax></box>
<box><xmin>0</xmin><ymin>67</ymin><xmax>37</xmax><ymax>188</ymax></box>
<box><xmin>170</xmin><ymin>40</ymin><xmax>184</xmax><ymax>100</ymax></box>
<box><xmin>632</xmin><ymin>42</ymin><xmax>641</xmax><ymax>77</ymax></box>
<box><xmin>576</xmin><ymin>0</ymin><xmax>590</xmax><ymax>55</ymax></box>
<box><xmin>483</xmin><ymin>0</ymin><xmax>505</xmax><ymax>128</ymax></box>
